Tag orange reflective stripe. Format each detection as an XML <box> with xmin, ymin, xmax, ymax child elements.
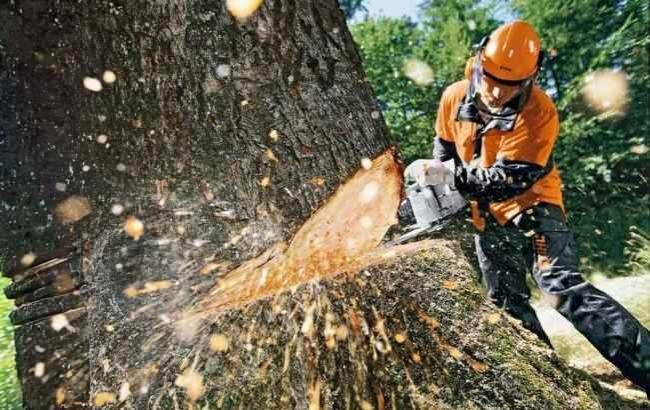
<box><xmin>534</xmin><ymin>233</ymin><xmax>551</xmax><ymax>271</ymax></box>
<box><xmin>470</xmin><ymin>201</ymin><xmax>486</xmax><ymax>232</ymax></box>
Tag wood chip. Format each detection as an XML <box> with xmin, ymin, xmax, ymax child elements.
<box><xmin>447</xmin><ymin>346</ymin><xmax>464</xmax><ymax>360</ymax></box>
<box><xmin>56</xmin><ymin>387</ymin><xmax>66</xmax><ymax>404</ymax></box>
<box><xmin>94</xmin><ymin>392</ymin><xmax>116</xmax><ymax>406</ymax></box>
<box><xmin>209</xmin><ymin>334</ymin><xmax>229</xmax><ymax>352</ymax></box>
<box><xmin>411</xmin><ymin>352</ymin><xmax>422</xmax><ymax>363</ymax></box>
<box><xmin>124</xmin><ymin>216</ymin><xmax>144</xmax><ymax>240</ymax></box>
<box><xmin>266</xmin><ymin>149</ymin><xmax>278</xmax><ymax>162</ymax></box>
<box><xmin>486</xmin><ymin>312</ymin><xmax>501</xmax><ymax>324</ymax></box>
<box><xmin>309</xmin><ymin>177</ymin><xmax>325</xmax><ymax>186</ymax></box>
<box><xmin>442</xmin><ymin>280</ymin><xmax>458</xmax><ymax>290</ymax></box>
<box><xmin>469</xmin><ymin>359</ymin><xmax>489</xmax><ymax>373</ymax></box>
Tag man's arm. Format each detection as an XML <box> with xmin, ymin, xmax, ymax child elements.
<box><xmin>432</xmin><ymin>133</ymin><xmax>553</xmax><ymax>203</ymax></box>
<box><xmin>454</xmin><ymin>159</ymin><xmax>551</xmax><ymax>202</ymax></box>
<box><xmin>432</xmin><ymin>136</ymin><xmax>460</xmax><ymax>163</ymax></box>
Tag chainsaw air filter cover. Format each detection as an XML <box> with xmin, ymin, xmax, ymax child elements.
<box><xmin>400</xmin><ymin>183</ymin><xmax>467</xmax><ymax>228</ymax></box>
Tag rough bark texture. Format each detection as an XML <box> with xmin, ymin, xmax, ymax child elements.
<box><xmin>0</xmin><ymin>1</ymin><xmax>643</xmax><ymax>409</ymax></box>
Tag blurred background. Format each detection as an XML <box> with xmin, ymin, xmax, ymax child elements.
<box><xmin>1</xmin><ymin>0</ymin><xmax>648</xmax><ymax>407</ymax></box>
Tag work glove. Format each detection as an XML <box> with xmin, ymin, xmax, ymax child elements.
<box><xmin>404</xmin><ymin>159</ymin><xmax>456</xmax><ymax>187</ymax></box>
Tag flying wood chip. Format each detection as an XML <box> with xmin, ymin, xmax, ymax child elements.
<box><xmin>309</xmin><ymin>177</ymin><xmax>326</xmax><ymax>186</ymax></box>
<box><xmin>54</xmin><ymin>196</ymin><xmax>91</xmax><ymax>224</ymax></box>
<box><xmin>447</xmin><ymin>346</ymin><xmax>464</xmax><ymax>360</ymax></box>
<box><xmin>175</xmin><ymin>369</ymin><xmax>205</xmax><ymax>401</ymax></box>
<box><xmin>486</xmin><ymin>312</ymin><xmax>501</xmax><ymax>324</ymax></box>
<box><xmin>118</xmin><ymin>382</ymin><xmax>131</xmax><ymax>401</ymax></box>
<box><xmin>20</xmin><ymin>252</ymin><xmax>36</xmax><ymax>267</ymax></box>
<box><xmin>469</xmin><ymin>358</ymin><xmax>489</xmax><ymax>373</ymax></box>
<box><xmin>141</xmin><ymin>281</ymin><xmax>172</xmax><ymax>294</ymax></box>
<box><xmin>259</xmin><ymin>176</ymin><xmax>271</xmax><ymax>187</ymax></box>
<box><xmin>442</xmin><ymin>280</ymin><xmax>458</xmax><ymax>290</ymax></box>
<box><xmin>209</xmin><ymin>334</ymin><xmax>229</xmax><ymax>352</ymax></box>
<box><xmin>403</xmin><ymin>59</ymin><xmax>434</xmax><ymax>86</ymax></box>
<box><xmin>411</xmin><ymin>352</ymin><xmax>422</xmax><ymax>363</ymax></box>
<box><xmin>56</xmin><ymin>387</ymin><xmax>66</xmax><ymax>404</ymax></box>
<box><xmin>83</xmin><ymin>77</ymin><xmax>103</xmax><ymax>92</ymax></box>
<box><xmin>51</xmin><ymin>314</ymin><xmax>73</xmax><ymax>332</ymax></box>
<box><xmin>94</xmin><ymin>392</ymin><xmax>116</xmax><ymax>406</ymax></box>
<box><xmin>200</xmin><ymin>261</ymin><xmax>228</xmax><ymax>275</ymax></box>
<box><xmin>102</xmin><ymin>70</ymin><xmax>117</xmax><ymax>84</ymax></box>
<box><xmin>266</xmin><ymin>149</ymin><xmax>278</xmax><ymax>162</ymax></box>
<box><xmin>226</xmin><ymin>0</ymin><xmax>264</xmax><ymax>20</ymax></box>
<box><xmin>124</xmin><ymin>216</ymin><xmax>145</xmax><ymax>240</ymax></box>
<box><xmin>581</xmin><ymin>70</ymin><xmax>629</xmax><ymax>116</ymax></box>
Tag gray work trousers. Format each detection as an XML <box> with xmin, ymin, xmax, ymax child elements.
<box><xmin>475</xmin><ymin>203</ymin><xmax>650</xmax><ymax>392</ymax></box>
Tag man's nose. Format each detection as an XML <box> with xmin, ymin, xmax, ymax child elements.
<box><xmin>492</xmin><ymin>86</ymin><xmax>502</xmax><ymax>99</ymax></box>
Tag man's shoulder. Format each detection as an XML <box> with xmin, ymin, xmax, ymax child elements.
<box><xmin>520</xmin><ymin>85</ymin><xmax>560</xmax><ymax>134</ymax></box>
<box><xmin>526</xmin><ymin>85</ymin><xmax>557</xmax><ymax>114</ymax></box>
<box><xmin>441</xmin><ymin>80</ymin><xmax>469</xmax><ymax>102</ymax></box>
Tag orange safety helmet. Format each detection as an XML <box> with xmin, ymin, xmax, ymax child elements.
<box><xmin>480</xmin><ymin>20</ymin><xmax>543</xmax><ymax>82</ymax></box>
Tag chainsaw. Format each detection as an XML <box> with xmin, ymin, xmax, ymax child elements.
<box><xmin>386</xmin><ymin>177</ymin><xmax>467</xmax><ymax>247</ymax></box>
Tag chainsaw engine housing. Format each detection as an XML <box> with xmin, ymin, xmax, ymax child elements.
<box><xmin>398</xmin><ymin>183</ymin><xmax>467</xmax><ymax>228</ymax></box>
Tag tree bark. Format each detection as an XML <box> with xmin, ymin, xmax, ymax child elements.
<box><xmin>0</xmin><ymin>1</ymin><xmax>641</xmax><ymax>409</ymax></box>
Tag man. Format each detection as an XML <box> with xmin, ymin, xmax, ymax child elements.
<box><xmin>405</xmin><ymin>20</ymin><xmax>649</xmax><ymax>395</ymax></box>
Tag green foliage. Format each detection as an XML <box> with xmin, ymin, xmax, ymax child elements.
<box><xmin>350</xmin><ymin>1</ymin><xmax>499</xmax><ymax>164</ymax></box>
<box><xmin>0</xmin><ymin>276</ymin><xmax>21</xmax><ymax>410</ymax></box>
<box><xmin>626</xmin><ymin>227</ymin><xmax>650</xmax><ymax>275</ymax></box>
<box><xmin>352</xmin><ymin>0</ymin><xmax>649</xmax><ymax>275</ymax></box>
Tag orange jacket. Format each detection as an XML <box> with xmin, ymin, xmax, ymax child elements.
<box><xmin>435</xmin><ymin>80</ymin><xmax>564</xmax><ymax>225</ymax></box>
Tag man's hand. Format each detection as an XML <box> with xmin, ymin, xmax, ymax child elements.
<box><xmin>404</xmin><ymin>159</ymin><xmax>455</xmax><ymax>187</ymax></box>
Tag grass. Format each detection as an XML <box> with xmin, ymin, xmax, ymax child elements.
<box><xmin>0</xmin><ymin>276</ymin><xmax>21</xmax><ymax>410</ymax></box>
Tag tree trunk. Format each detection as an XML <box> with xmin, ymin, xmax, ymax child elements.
<box><xmin>0</xmin><ymin>1</ymin><xmax>640</xmax><ymax>409</ymax></box>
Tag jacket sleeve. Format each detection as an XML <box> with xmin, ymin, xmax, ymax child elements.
<box><xmin>432</xmin><ymin>136</ymin><xmax>460</xmax><ymax>162</ymax></box>
<box><xmin>433</xmin><ymin>87</ymin><xmax>461</xmax><ymax>163</ymax></box>
<box><xmin>455</xmin><ymin>93</ymin><xmax>560</xmax><ymax>203</ymax></box>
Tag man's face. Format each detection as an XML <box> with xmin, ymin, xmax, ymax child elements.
<box><xmin>478</xmin><ymin>73</ymin><xmax>522</xmax><ymax>111</ymax></box>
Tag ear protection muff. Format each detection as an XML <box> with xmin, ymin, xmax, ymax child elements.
<box><xmin>536</xmin><ymin>49</ymin><xmax>545</xmax><ymax>71</ymax></box>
